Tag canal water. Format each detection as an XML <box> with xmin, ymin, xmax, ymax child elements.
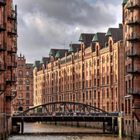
<box><xmin>9</xmin><ymin>123</ymin><xmax>130</xmax><ymax>140</ymax></box>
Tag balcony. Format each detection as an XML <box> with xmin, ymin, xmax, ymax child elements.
<box><xmin>8</xmin><ymin>28</ymin><xmax>17</xmax><ymax>36</ymax></box>
<box><xmin>0</xmin><ymin>24</ymin><xmax>5</xmax><ymax>32</ymax></box>
<box><xmin>0</xmin><ymin>64</ymin><xmax>6</xmax><ymax>71</ymax></box>
<box><xmin>126</xmin><ymin>19</ymin><xmax>140</xmax><ymax>26</ymax></box>
<box><xmin>8</xmin><ymin>10</ymin><xmax>17</xmax><ymax>21</ymax></box>
<box><xmin>0</xmin><ymin>84</ymin><xmax>4</xmax><ymax>91</ymax></box>
<box><xmin>127</xmin><ymin>67</ymin><xmax>140</xmax><ymax>75</ymax></box>
<box><xmin>0</xmin><ymin>0</ymin><xmax>6</xmax><ymax>6</ymax></box>
<box><xmin>7</xmin><ymin>46</ymin><xmax>17</xmax><ymax>53</ymax></box>
<box><xmin>7</xmin><ymin>62</ymin><xmax>17</xmax><ymax>69</ymax></box>
<box><xmin>127</xmin><ymin>52</ymin><xmax>140</xmax><ymax>59</ymax></box>
<box><xmin>127</xmin><ymin>89</ymin><xmax>140</xmax><ymax>96</ymax></box>
<box><xmin>126</xmin><ymin>34</ymin><xmax>140</xmax><ymax>42</ymax></box>
<box><xmin>127</xmin><ymin>2</ymin><xmax>140</xmax><ymax>10</ymax></box>
<box><xmin>6</xmin><ymin>91</ymin><xmax>17</xmax><ymax>100</ymax></box>
<box><xmin>12</xmin><ymin>76</ymin><xmax>17</xmax><ymax>82</ymax></box>
<box><xmin>132</xmin><ymin>105</ymin><xmax>140</xmax><ymax>109</ymax></box>
<box><xmin>6</xmin><ymin>77</ymin><xmax>12</xmax><ymax>83</ymax></box>
<box><xmin>11</xmin><ymin>46</ymin><xmax>17</xmax><ymax>53</ymax></box>
<box><xmin>0</xmin><ymin>44</ymin><xmax>6</xmax><ymax>51</ymax></box>
<box><xmin>12</xmin><ymin>62</ymin><xmax>17</xmax><ymax>68</ymax></box>
<box><xmin>7</xmin><ymin>62</ymin><xmax>12</xmax><ymax>69</ymax></box>
<box><xmin>6</xmin><ymin>76</ymin><xmax>16</xmax><ymax>84</ymax></box>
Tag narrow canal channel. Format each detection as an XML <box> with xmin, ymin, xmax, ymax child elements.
<box><xmin>9</xmin><ymin>123</ymin><xmax>131</xmax><ymax>140</ymax></box>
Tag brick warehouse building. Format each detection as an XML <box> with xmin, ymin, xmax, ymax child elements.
<box><xmin>33</xmin><ymin>24</ymin><xmax>125</xmax><ymax>113</ymax></box>
<box><xmin>33</xmin><ymin>0</ymin><xmax>140</xmax><ymax>137</ymax></box>
<box><xmin>12</xmin><ymin>54</ymin><xmax>33</xmax><ymax>112</ymax></box>
<box><xmin>0</xmin><ymin>0</ymin><xmax>17</xmax><ymax>139</ymax></box>
<box><xmin>123</xmin><ymin>0</ymin><xmax>140</xmax><ymax>137</ymax></box>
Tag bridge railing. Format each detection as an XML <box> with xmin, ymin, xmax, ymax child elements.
<box><xmin>14</xmin><ymin>102</ymin><xmax>119</xmax><ymax>117</ymax></box>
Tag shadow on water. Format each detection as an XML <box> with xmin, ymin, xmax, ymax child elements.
<box><xmin>9</xmin><ymin>123</ymin><xmax>131</xmax><ymax>140</ymax></box>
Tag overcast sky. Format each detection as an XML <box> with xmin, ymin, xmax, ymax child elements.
<box><xmin>13</xmin><ymin>0</ymin><xmax>122</xmax><ymax>63</ymax></box>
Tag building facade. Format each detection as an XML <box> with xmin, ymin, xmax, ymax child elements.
<box><xmin>33</xmin><ymin>0</ymin><xmax>140</xmax><ymax>137</ymax></box>
<box><xmin>12</xmin><ymin>54</ymin><xmax>33</xmax><ymax>112</ymax></box>
<box><xmin>33</xmin><ymin>25</ymin><xmax>124</xmax><ymax>114</ymax></box>
<box><xmin>0</xmin><ymin>0</ymin><xmax>17</xmax><ymax>139</ymax></box>
<box><xmin>123</xmin><ymin>0</ymin><xmax>140</xmax><ymax>137</ymax></box>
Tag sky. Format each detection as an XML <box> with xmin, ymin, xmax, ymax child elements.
<box><xmin>13</xmin><ymin>0</ymin><xmax>122</xmax><ymax>63</ymax></box>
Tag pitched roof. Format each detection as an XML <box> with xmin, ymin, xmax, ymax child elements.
<box><xmin>122</xmin><ymin>0</ymin><xmax>128</xmax><ymax>5</ymax></box>
<box><xmin>106</xmin><ymin>25</ymin><xmax>123</xmax><ymax>43</ymax></box>
<box><xmin>55</xmin><ymin>49</ymin><xmax>68</xmax><ymax>58</ymax></box>
<box><xmin>92</xmin><ymin>33</ymin><xmax>108</xmax><ymax>48</ymax></box>
<box><xmin>79</xmin><ymin>33</ymin><xmax>95</xmax><ymax>46</ymax></box>
<box><xmin>69</xmin><ymin>43</ymin><xmax>81</xmax><ymax>53</ymax></box>
<box><xmin>49</xmin><ymin>49</ymin><xmax>68</xmax><ymax>58</ymax></box>
<box><xmin>34</xmin><ymin>60</ymin><xmax>41</xmax><ymax>69</ymax></box>
<box><xmin>26</xmin><ymin>63</ymin><xmax>33</xmax><ymax>68</ymax></box>
<box><xmin>41</xmin><ymin>57</ymin><xmax>50</xmax><ymax>65</ymax></box>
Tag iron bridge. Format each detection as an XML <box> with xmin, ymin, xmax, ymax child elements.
<box><xmin>12</xmin><ymin>101</ymin><xmax>119</xmax><ymax>134</ymax></box>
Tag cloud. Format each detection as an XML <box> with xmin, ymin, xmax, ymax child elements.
<box><xmin>14</xmin><ymin>0</ymin><xmax>122</xmax><ymax>63</ymax></box>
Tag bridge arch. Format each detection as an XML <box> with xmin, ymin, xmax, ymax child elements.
<box><xmin>19</xmin><ymin>101</ymin><xmax>109</xmax><ymax>116</ymax></box>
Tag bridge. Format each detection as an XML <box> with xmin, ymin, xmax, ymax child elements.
<box><xmin>12</xmin><ymin>102</ymin><xmax>120</xmax><ymax>134</ymax></box>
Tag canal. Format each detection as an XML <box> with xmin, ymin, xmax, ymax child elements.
<box><xmin>9</xmin><ymin>123</ymin><xmax>130</xmax><ymax>140</ymax></box>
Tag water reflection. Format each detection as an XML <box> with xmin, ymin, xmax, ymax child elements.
<box><xmin>9</xmin><ymin>123</ymin><xmax>130</xmax><ymax>140</ymax></box>
<box><xmin>8</xmin><ymin>135</ymin><xmax>130</xmax><ymax>140</ymax></box>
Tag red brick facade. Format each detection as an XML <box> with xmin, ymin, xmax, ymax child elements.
<box><xmin>0</xmin><ymin>0</ymin><xmax>17</xmax><ymax>138</ymax></box>
<box><xmin>33</xmin><ymin>25</ymin><xmax>124</xmax><ymax>114</ymax></box>
<box><xmin>123</xmin><ymin>0</ymin><xmax>140</xmax><ymax>137</ymax></box>
<box><xmin>12</xmin><ymin>54</ymin><xmax>33</xmax><ymax>112</ymax></box>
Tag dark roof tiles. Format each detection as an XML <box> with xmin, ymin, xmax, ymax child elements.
<box><xmin>106</xmin><ymin>26</ymin><xmax>123</xmax><ymax>43</ymax></box>
<box><xmin>79</xmin><ymin>33</ymin><xmax>95</xmax><ymax>46</ymax></box>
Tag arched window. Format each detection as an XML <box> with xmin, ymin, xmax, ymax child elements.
<box><xmin>26</xmin><ymin>79</ymin><xmax>30</xmax><ymax>85</ymax></box>
<box><xmin>19</xmin><ymin>80</ymin><xmax>23</xmax><ymax>85</ymax></box>
<box><xmin>26</xmin><ymin>71</ymin><xmax>29</xmax><ymax>76</ymax></box>
<box><xmin>109</xmin><ymin>40</ymin><xmax>113</xmax><ymax>52</ymax></box>
<box><xmin>102</xmin><ymin>56</ymin><xmax>105</xmax><ymax>63</ymax></box>
<box><xmin>19</xmin><ymin>70</ymin><xmax>23</xmax><ymax>77</ymax></box>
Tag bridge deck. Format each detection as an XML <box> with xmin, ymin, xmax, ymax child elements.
<box><xmin>12</xmin><ymin>116</ymin><xmax>118</xmax><ymax>123</ymax></box>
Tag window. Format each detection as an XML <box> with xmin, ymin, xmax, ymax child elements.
<box><xmin>26</xmin><ymin>100</ymin><xmax>30</xmax><ymax>105</ymax></box>
<box><xmin>94</xmin><ymin>78</ymin><xmax>96</xmax><ymax>86</ymax></box>
<box><xmin>26</xmin><ymin>86</ymin><xmax>29</xmax><ymax>91</ymax></box>
<box><xmin>19</xmin><ymin>80</ymin><xmax>23</xmax><ymax>85</ymax></box>
<box><xmin>107</xmin><ymin>102</ymin><xmax>109</xmax><ymax>111</ymax></box>
<box><xmin>26</xmin><ymin>79</ymin><xmax>30</xmax><ymax>85</ymax></box>
<box><xmin>86</xmin><ymin>91</ymin><xmax>88</xmax><ymax>100</ymax></box>
<box><xmin>26</xmin><ymin>93</ymin><xmax>30</xmax><ymax>99</ymax></box>
<box><xmin>107</xmin><ymin>75</ymin><xmax>109</xmax><ymax>84</ymax></box>
<box><xmin>19</xmin><ymin>70</ymin><xmax>23</xmax><ymax>77</ymax></box>
<box><xmin>97</xmin><ymin>79</ymin><xmax>100</xmax><ymax>87</ymax></box>
<box><xmin>94</xmin><ymin>90</ymin><xmax>96</xmax><ymax>99</ymax></box>
<box><xmin>107</xmin><ymin>88</ymin><xmax>109</xmax><ymax>98</ymax></box>
<box><xmin>97</xmin><ymin>59</ymin><xmax>99</xmax><ymax>66</ymax></box>
<box><xmin>102</xmin><ymin>56</ymin><xmax>105</xmax><ymax>63</ymax></box>
<box><xmin>110</xmin><ymin>55</ymin><xmax>113</xmax><ymax>63</ymax></box>
<box><xmin>89</xmin><ymin>91</ymin><xmax>92</xmax><ymax>100</ymax></box>
<box><xmin>102</xmin><ymin>89</ymin><xmax>105</xmax><ymax>99</ymax></box>
<box><xmin>98</xmin><ymin>92</ymin><xmax>100</xmax><ymax>100</ymax></box>
<box><xmin>26</xmin><ymin>71</ymin><xmax>29</xmax><ymax>76</ymax></box>
<box><xmin>83</xmin><ymin>93</ymin><xmax>85</xmax><ymax>102</ymax></box>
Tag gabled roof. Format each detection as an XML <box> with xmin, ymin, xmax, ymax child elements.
<box><xmin>49</xmin><ymin>49</ymin><xmax>68</xmax><ymax>58</ymax></box>
<box><xmin>106</xmin><ymin>25</ymin><xmax>123</xmax><ymax>43</ymax></box>
<box><xmin>41</xmin><ymin>57</ymin><xmax>50</xmax><ymax>65</ymax></box>
<box><xmin>69</xmin><ymin>44</ymin><xmax>81</xmax><ymax>53</ymax></box>
<box><xmin>26</xmin><ymin>63</ymin><xmax>33</xmax><ymax>70</ymax></box>
<box><xmin>55</xmin><ymin>49</ymin><xmax>68</xmax><ymax>58</ymax></box>
<box><xmin>33</xmin><ymin>60</ymin><xmax>41</xmax><ymax>69</ymax></box>
<box><xmin>92</xmin><ymin>33</ymin><xmax>108</xmax><ymax>48</ymax></box>
<box><xmin>122</xmin><ymin>0</ymin><xmax>128</xmax><ymax>5</ymax></box>
<box><xmin>79</xmin><ymin>33</ymin><xmax>95</xmax><ymax>46</ymax></box>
